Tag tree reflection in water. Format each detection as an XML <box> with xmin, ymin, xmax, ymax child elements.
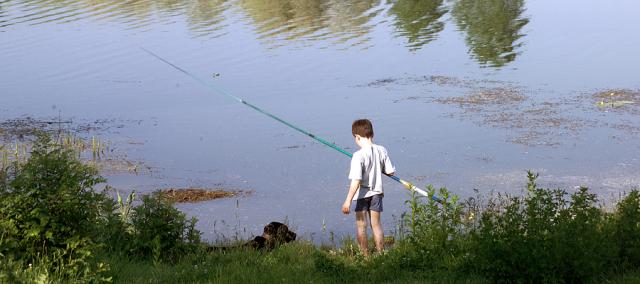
<box><xmin>1</xmin><ymin>0</ymin><xmax>531</xmax><ymax>67</ymax></box>
<box><xmin>387</xmin><ymin>0</ymin><xmax>448</xmax><ymax>51</ymax></box>
<box><xmin>452</xmin><ymin>0</ymin><xmax>529</xmax><ymax>67</ymax></box>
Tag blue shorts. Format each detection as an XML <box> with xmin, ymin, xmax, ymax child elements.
<box><xmin>354</xmin><ymin>194</ymin><xmax>383</xmax><ymax>212</ymax></box>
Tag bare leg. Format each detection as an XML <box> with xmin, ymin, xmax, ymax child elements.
<box><xmin>355</xmin><ymin>211</ymin><xmax>369</xmax><ymax>256</ymax></box>
<box><xmin>370</xmin><ymin>210</ymin><xmax>384</xmax><ymax>253</ymax></box>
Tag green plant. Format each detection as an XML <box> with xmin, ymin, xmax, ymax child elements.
<box><xmin>468</xmin><ymin>171</ymin><xmax>617</xmax><ymax>282</ymax></box>
<box><xmin>113</xmin><ymin>187</ymin><xmax>136</xmax><ymax>225</ymax></box>
<box><xmin>130</xmin><ymin>191</ymin><xmax>201</xmax><ymax>262</ymax></box>
<box><xmin>0</xmin><ymin>134</ymin><xmax>110</xmax><ymax>282</ymax></box>
<box><xmin>396</xmin><ymin>185</ymin><xmax>467</xmax><ymax>272</ymax></box>
<box><xmin>612</xmin><ymin>189</ymin><xmax>640</xmax><ymax>268</ymax></box>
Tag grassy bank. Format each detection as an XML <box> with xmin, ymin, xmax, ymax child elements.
<box><xmin>103</xmin><ymin>242</ymin><xmax>485</xmax><ymax>284</ymax></box>
<box><xmin>5</xmin><ymin>242</ymin><xmax>640</xmax><ymax>283</ymax></box>
<box><xmin>2</xmin><ymin>135</ymin><xmax>640</xmax><ymax>283</ymax></box>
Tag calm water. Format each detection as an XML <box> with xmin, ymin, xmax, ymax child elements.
<box><xmin>2</xmin><ymin>0</ymin><xmax>640</xmax><ymax>241</ymax></box>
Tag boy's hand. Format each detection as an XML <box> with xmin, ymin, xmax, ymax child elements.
<box><xmin>341</xmin><ymin>201</ymin><xmax>351</xmax><ymax>214</ymax></box>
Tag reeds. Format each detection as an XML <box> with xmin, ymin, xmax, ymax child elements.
<box><xmin>59</xmin><ymin>132</ymin><xmax>109</xmax><ymax>159</ymax></box>
<box><xmin>0</xmin><ymin>132</ymin><xmax>110</xmax><ymax>171</ymax></box>
<box><xmin>1</xmin><ymin>145</ymin><xmax>8</xmax><ymax>171</ymax></box>
<box><xmin>0</xmin><ymin>142</ymin><xmax>29</xmax><ymax>170</ymax></box>
<box><xmin>91</xmin><ymin>136</ymin><xmax>108</xmax><ymax>159</ymax></box>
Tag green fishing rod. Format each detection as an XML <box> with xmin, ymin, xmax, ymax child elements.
<box><xmin>141</xmin><ymin>48</ymin><xmax>441</xmax><ymax>202</ymax></box>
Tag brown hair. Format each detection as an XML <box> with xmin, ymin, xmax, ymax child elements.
<box><xmin>352</xmin><ymin>119</ymin><xmax>374</xmax><ymax>138</ymax></box>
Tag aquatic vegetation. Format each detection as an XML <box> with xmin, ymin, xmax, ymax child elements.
<box><xmin>593</xmin><ymin>90</ymin><xmax>640</xmax><ymax>114</ymax></box>
<box><xmin>435</xmin><ymin>87</ymin><xmax>526</xmax><ymax>106</ymax></box>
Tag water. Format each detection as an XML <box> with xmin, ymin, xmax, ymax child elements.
<box><xmin>2</xmin><ymin>0</ymin><xmax>640</xmax><ymax>241</ymax></box>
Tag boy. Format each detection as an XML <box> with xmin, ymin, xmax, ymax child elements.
<box><xmin>341</xmin><ymin>119</ymin><xmax>395</xmax><ymax>256</ymax></box>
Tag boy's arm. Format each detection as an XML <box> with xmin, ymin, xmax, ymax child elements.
<box><xmin>383</xmin><ymin>148</ymin><xmax>395</xmax><ymax>176</ymax></box>
<box><xmin>341</xmin><ymin>179</ymin><xmax>361</xmax><ymax>214</ymax></box>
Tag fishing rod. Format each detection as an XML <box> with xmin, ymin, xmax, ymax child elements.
<box><xmin>141</xmin><ymin>48</ymin><xmax>441</xmax><ymax>203</ymax></box>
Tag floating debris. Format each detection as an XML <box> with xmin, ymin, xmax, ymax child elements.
<box><xmin>160</xmin><ymin>188</ymin><xmax>247</xmax><ymax>203</ymax></box>
<box><xmin>596</xmin><ymin>100</ymin><xmax>634</xmax><ymax>108</ymax></box>
<box><xmin>435</xmin><ymin>87</ymin><xmax>526</xmax><ymax>106</ymax></box>
<box><xmin>592</xmin><ymin>90</ymin><xmax>640</xmax><ymax>113</ymax></box>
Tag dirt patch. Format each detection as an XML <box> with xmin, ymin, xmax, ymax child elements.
<box><xmin>160</xmin><ymin>188</ymin><xmax>248</xmax><ymax>203</ymax></box>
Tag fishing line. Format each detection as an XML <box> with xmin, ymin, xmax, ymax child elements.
<box><xmin>141</xmin><ymin>47</ymin><xmax>441</xmax><ymax>202</ymax></box>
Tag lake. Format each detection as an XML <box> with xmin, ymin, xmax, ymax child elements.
<box><xmin>1</xmin><ymin>0</ymin><xmax>639</xmax><ymax>242</ymax></box>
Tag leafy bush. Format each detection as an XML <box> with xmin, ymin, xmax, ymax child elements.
<box><xmin>399</xmin><ymin>186</ymin><xmax>469</xmax><ymax>271</ymax></box>
<box><xmin>393</xmin><ymin>171</ymin><xmax>640</xmax><ymax>283</ymax></box>
<box><xmin>612</xmin><ymin>190</ymin><xmax>640</xmax><ymax>268</ymax></box>
<box><xmin>470</xmin><ymin>172</ymin><xmax>614</xmax><ymax>282</ymax></box>
<box><xmin>0</xmin><ymin>135</ymin><xmax>204</xmax><ymax>282</ymax></box>
<box><xmin>0</xmin><ymin>134</ymin><xmax>110</xmax><ymax>281</ymax></box>
<box><xmin>130</xmin><ymin>192</ymin><xmax>201</xmax><ymax>262</ymax></box>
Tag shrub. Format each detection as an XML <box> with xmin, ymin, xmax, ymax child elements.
<box><xmin>469</xmin><ymin>171</ymin><xmax>616</xmax><ymax>282</ymax></box>
<box><xmin>400</xmin><ymin>185</ymin><xmax>469</xmax><ymax>271</ymax></box>
<box><xmin>0</xmin><ymin>134</ymin><xmax>110</xmax><ymax>281</ymax></box>
<box><xmin>392</xmin><ymin>172</ymin><xmax>636</xmax><ymax>283</ymax></box>
<box><xmin>612</xmin><ymin>189</ymin><xmax>640</xmax><ymax>268</ymax></box>
<box><xmin>130</xmin><ymin>191</ymin><xmax>201</xmax><ymax>262</ymax></box>
<box><xmin>0</xmin><ymin>134</ymin><xmax>209</xmax><ymax>282</ymax></box>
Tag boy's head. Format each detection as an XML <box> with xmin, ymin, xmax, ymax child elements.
<box><xmin>352</xmin><ymin>119</ymin><xmax>374</xmax><ymax>138</ymax></box>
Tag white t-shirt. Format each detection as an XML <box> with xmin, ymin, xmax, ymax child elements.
<box><xmin>348</xmin><ymin>144</ymin><xmax>395</xmax><ymax>200</ymax></box>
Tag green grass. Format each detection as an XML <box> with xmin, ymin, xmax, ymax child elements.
<box><xmin>107</xmin><ymin>243</ymin><xmax>329</xmax><ymax>283</ymax></box>
<box><xmin>102</xmin><ymin>242</ymin><xmax>486</xmax><ymax>284</ymax></box>
<box><xmin>4</xmin><ymin>241</ymin><xmax>640</xmax><ymax>283</ymax></box>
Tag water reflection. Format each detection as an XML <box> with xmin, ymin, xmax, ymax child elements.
<box><xmin>239</xmin><ymin>0</ymin><xmax>380</xmax><ymax>47</ymax></box>
<box><xmin>0</xmin><ymin>0</ymin><xmax>228</xmax><ymax>38</ymax></box>
<box><xmin>324</xmin><ymin>0</ymin><xmax>380</xmax><ymax>46</ymax></box>
<box><xmin>0</xmin><ymin>0</ymin><xmax>532</xmax><ymax>67</ymax></box>
<box><xmin>239</xmin><ymin>0</ymin><xmax>329</xmax><ymax>42</ymax></box>
<box><xmin>186</xmin><ymin>0</ymin><xmax>229</xmax><ymax>38</ymax></box>
<box><xmin>452</xmin><ymin>0</ymin><xmax>529</xmax><ymax>67</ymax></box>
<box><xmin>387</xmin><ymin>0</ymin><xmax>447</xmax><ymax>51</ymax></box>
